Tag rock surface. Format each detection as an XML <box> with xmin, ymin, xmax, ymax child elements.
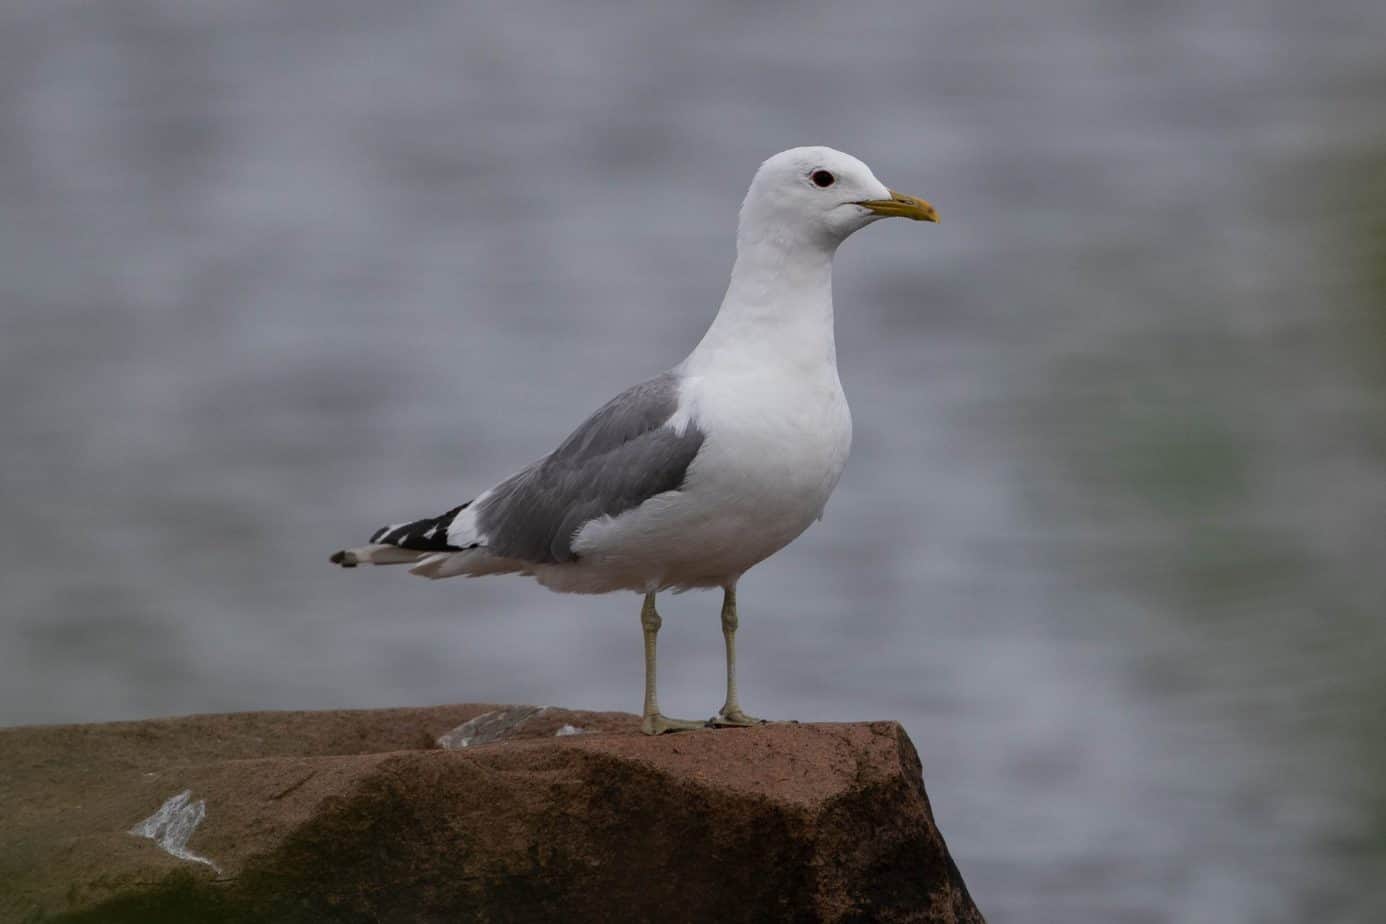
<box><xmin>0</xmin><ymin>704</ymin><xmax>984</xmax><ymax>923</ymax></box>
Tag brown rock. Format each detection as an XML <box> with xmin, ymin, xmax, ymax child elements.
<box><xmin>0</xmin><ymin>705</ymin><xmax>984</xmax><ymax>923</ymax></box>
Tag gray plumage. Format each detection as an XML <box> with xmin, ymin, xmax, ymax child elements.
<box><xmin>350</xmin><ymin>372</ymin><xmax>705</xmax><ymax>567</ymax></box>
<box><xmin>475</xmin><ymin>372</ymin><xmax>704</xmax><ymax>564</ymax></box>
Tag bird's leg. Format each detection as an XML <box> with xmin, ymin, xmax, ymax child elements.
<box><xmin>640</xmin><ymin>592</ymin><xmax>707</xmax><ymax>735</ymax></box>
<box><xmin>711</xmin><ymin>586</ymin><xmax>766</xmax><ymax>727</ymax></box>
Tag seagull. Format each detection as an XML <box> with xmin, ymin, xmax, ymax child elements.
<box><xmin>331</xmin><ymin>146</ymin><xmax>937</xmax><ymax>734</ymax></box>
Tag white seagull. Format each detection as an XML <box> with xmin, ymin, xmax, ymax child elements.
<box><xmin>331</xmin><ymin>146</ymin><xmax>938</xmax><ymax>734</ymax></box>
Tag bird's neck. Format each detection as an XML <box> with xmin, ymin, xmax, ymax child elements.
<box><xmin>684</xmin><ymin>230</ymin><xmax>839</xmax><ymax>377</ymax></box>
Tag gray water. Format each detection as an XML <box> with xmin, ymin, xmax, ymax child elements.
<box><xmin>3</xmin><ymin>2</ymin><xmax>1385</xmax><ymax>921</ymax></box>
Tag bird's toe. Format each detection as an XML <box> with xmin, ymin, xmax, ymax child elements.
<box><xmin>641</xmin><ymin>714</ymin><xmax>710</xmax><ymax>736</ymax></box>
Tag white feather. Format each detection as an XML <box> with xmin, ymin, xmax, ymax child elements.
<box><xmin>446</xmin><ymin>491</ymin><xmax>489</xmax><ymax>547</ymax></box>
<box><xmin>338</xmin><ymin>544</ymin><xmax>430</xmax><ymax>566</ymax></box>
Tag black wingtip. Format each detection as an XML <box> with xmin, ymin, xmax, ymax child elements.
<box><xmin>329</xmin><ymin>550</ymin><xmax>355</xmax><ymax>568</ymax></box>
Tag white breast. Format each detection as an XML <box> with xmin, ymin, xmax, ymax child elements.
<box><xmin>685</xmin><ymin>364</ymin><xmax>852</xmax><ymax>531</ymax></box>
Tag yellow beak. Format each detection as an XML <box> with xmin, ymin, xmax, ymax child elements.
<box><xmin>856</xmin><ymin>189</ymin><xmax>939</xmax><ymax>223</ymax></box>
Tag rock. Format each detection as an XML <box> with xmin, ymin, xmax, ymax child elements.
<box><xmin>0</xmin><ymin>705</ymin><xmax>984</xmax><ymax>923</ymax></box>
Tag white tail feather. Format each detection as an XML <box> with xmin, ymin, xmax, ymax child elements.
<box><xmin>408</xmin><ymin>548</ymin><xmax>529</xmax><ymax>580</ymax></box>
<box><xmin>331</xmin><ymin>544</ymin><xmax>430</xmax><ymax>567</ymax></box>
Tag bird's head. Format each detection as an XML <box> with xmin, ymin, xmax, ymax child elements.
<box><xmin>738</xmin><ymin>146</ymin><xmax>938</xmax><ymax>251</ymax></box>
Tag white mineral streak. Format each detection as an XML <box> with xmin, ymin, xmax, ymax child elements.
<box><xmin>435</xmin><ymin>705</ymin><xmax>548</xmax><ymax>749</ymax></box>
<box><xmin>128</xmin><ymin>790</ymin><xmax>221</xmax><ymax>874</ymax></box>
<box><xmin>555</xmin><ymin>724</ymin><xmax>584</xmax><ymax>736</ymax></box>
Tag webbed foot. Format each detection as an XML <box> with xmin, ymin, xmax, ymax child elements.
<box><xmin>642</xmin><ymin>713</ymin><xmax>710</xmax><ymax>735</ymax></box>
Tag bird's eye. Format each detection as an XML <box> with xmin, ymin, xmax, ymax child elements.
<box><xmin>811</xmin><ymin>170</ymin><xmax>835</xmax><ymax>188</ymax></box>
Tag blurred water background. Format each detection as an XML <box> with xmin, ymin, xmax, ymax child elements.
<box><xmin>3</xmin><ymin>1</ymin><xmax>1385</xmax><ymax>921</ymax></box>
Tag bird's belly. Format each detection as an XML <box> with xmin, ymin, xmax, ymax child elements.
<box><xmin>565</xmin><ymin>372</ymin><xmax>852</xmax><ymax>591</ymax></box>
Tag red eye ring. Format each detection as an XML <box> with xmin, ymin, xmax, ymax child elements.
<box><xmin>811</xmin><ymin>170</ymin><xmax>835</xmax><ymax>188</ymax></box>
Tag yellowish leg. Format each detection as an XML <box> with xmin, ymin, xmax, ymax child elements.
<box><xmin>711</xmin><ymin>586</ymin><xmax>766</xmax><ymax>727</ymax></box>
<box><xmin>640</xmin><ymin>592</ymin><xmax>707</xmax><ymax>735</ymax></box>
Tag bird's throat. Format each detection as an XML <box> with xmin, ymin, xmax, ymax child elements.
<box><xmin>687</xmin><ymin>253</ymin><xmax>837</xmax><ymax>376</ymax></box>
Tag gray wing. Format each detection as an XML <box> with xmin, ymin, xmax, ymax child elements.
<box><xmin>474</xmin><ymin>371</ymin><xmax>705</xmax><ymax>565</ymax></box>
